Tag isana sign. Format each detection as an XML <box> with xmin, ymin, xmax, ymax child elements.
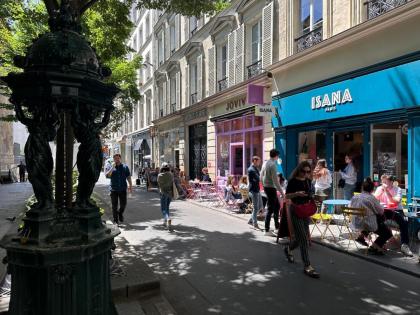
<box><xmin>311</xmin><ymin>88</ymin><xmax>353</xmax><ymax>112</ymax></box>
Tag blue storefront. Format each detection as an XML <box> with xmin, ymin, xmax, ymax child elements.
<box><xmin>272</xmin><ymin>53</ymin><xmax>420</xmax><ymax>201</ymax></box>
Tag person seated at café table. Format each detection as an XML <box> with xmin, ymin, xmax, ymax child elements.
<box><xmin>225</xmin><ymin>175</ymin><xmax>242</xmax><ymax>202</ymax></box>
<box><xmin>349</xmin><ymin>177</ymin><xmax>393</xmax><ymax>255</ymax></box>
<box><xmin>201</xmin><ymin>167</ymin><xmax>212</xmax><ymax>182</ymax></box>
<box><xmin>373</xmin><ymin>174</ymin><xmax>413</xmax><ymax>256</ymax></box>
<box><xmin>238</xmin><ymin>175</ymin><xmax>251</xmax><ymax>212</ymax></box>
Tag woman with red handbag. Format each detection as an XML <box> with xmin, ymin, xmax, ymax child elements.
<box><xmin>283</xmin><ymin>161</ymin><xmax>320</xmax><ymax>278</ymax></box>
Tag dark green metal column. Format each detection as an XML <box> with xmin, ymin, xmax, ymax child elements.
<box><xmin>1</xmin><ymin>1</ymin><xmax>120</xmax><ymax>314</ymax></box>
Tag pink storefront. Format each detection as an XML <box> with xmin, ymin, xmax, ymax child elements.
<box><xmin>214</xmin><ymin>113</ymin><xmax>264</xmax><ymax>179</ymax></box>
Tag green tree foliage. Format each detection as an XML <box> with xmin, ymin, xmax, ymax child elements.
<box><xmin>136</xmin><ymin>0</ymin><xmax>230</xmax><ymax>17</ymax></box>
<box><xmin>0</xmin><ymin>0</ymin><xmax>230</xmax><ymax>132</ymax></box>
<box><xmin>0</xmin><ymin>0</ymin><xmax>140</xmax><ymax>133</ymax></box>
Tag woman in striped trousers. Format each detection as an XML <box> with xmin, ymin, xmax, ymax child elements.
<box><xmin>284</xmin><ymin>161</ymin><xmax>320</xmax><ymax>278</ymax></box>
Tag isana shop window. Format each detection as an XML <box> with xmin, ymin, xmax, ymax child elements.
<box><xmin>371</xmin><ymin>122</ymin><xmax>408</xmax><ymax>188</ymax></box>
<box><xmin>297</xmin><ymin>130</ymin><xmax>326</xmax><ymax>168</ymax></box>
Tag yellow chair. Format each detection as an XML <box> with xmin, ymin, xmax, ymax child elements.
<box><xmin>310</xmin><ymin>200</ymin><xmax>335</xmax><ymax>241</ymax></box>
<box><xmin>342</xmin><ymin>206</ymin><xmax>372</xmax><ymax>253</ymax></box>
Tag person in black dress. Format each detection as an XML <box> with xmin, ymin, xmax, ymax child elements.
<box><xmin>283</xmin><ymin>160</ymin><xmax>320</xmax><ymax>278</ymax></box>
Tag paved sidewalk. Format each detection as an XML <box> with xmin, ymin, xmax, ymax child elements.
<box><xmin>187</xmin><ymin>196</ymin><xmax>420</xmax><ymax>278</ymax></box>
<box><xmin>94</xmin><ymin>175</ymin><xmax>420</xmax><ymax>315</ymax></box>
<box><xmin>0</xmin><ymin>181</ymin><xmax>33</xmax><ymax>313</ymax></box>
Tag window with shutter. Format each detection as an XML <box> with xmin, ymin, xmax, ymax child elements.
<box><xmin>262</xmin><ymin>2</ymin><xmax>274</xmax><ymax>69</ymax></box>
<box><xmin>163</xmin><ymin>81</ymin><xmax>167</xmax><ymax>116</ymax></box>
<box><xmin>185</xmin><ymin>64</ymin><xmax>190</xmax><ymax>106</ymax></box>
<box><xmin>170</xmin><ymin>76</ymin><xmax>176</xmax><ymax>113</ymax></box>
<box><xmin>208</xmin><ymin>46</ymin><xmax>216</xmax><ymax>96</ymax></box>
<box><xmin>235</xmin><ymin>24</ymin><xmax>245</xmax><ymax>84</ymax></box>
<box><xmin>176</xmin><ymin>72</ymin><xmax>181</xmax><ymax>110</ymax></box>
<box><xmin>175</xmin><ymin>15</ymin><xmax>180</xmax><ymax>49</ymax></box>
<box><xmin>165</xmin><ymin>26</ymin><xmax>170</xmax><ymax>60</ymax></box>
<box><xmin>197</xmin><ymin>55</ymin><xmax>202</xmax><ymax>102</ymax></box>
<box><xmin>227</xmin><ymin>31</ymin><xmax>236</xmax><ymax>87</ymax></box>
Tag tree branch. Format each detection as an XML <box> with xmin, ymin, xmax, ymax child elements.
<box><xmin>79</xmin><ymin>0</ymin><xmax>101</xmax><ymax>14</ymax></box>
<box><xmin>43</xmin><ymin>0</ymin><xmax>59</xmax><ymax>17</ymax></box>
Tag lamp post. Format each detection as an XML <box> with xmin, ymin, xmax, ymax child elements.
<box><xmin>1</xmin><ymin>1</ymin><xmax>119</xmax><ymax>314</ymax></box>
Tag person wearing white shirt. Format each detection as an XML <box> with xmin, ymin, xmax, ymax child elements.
<box><xmin>313</xmin><ymin>159</ymin><xmax>332</xmax><ymax>198</ymax></box>
<box><xmin>340</xmin><ymin>155</ymin><xmax>357</xmax><ymax>200</ymax></box>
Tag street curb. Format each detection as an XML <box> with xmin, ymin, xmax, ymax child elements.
<box><xmin>186</xmin><ymin>200</ymin><xmax>420</xmax><ymax>278</ymax></box>
<box><xmin>92</xmin><ymin>191</ymin><xmax>162</xmax><ymax>298</ymax></box>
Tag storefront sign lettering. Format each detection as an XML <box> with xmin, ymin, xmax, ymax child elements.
<box><xmin>311</xmin><ymin>88</ymin><xmax>353</xmax><ymax>112</ymax></box>
<box><xmin>185</xmin><ymin>108</ymin><xmax>207</xmax><ymax>122</ymax></box>
<box><xmin>255</xmin><ymin>104</ymin><xmax>275</xmax><ymax>116</ymax></box>
<box><xmin>226</xmin><ymin>98</ymin><xmax>246</xmax><ymax>111</ymax></box>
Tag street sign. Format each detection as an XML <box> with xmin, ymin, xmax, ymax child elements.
<box><xmin>255</xmin><ymin>104</ymin><xmax>275</xmax><ymax>117</ymax></box>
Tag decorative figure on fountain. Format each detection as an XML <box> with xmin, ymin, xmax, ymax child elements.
<box><xmin>15</xmin><ymin>103</ymin><xmax>59</xmax><ymax>211</ymax></box>
<box><xmin>73</xmin><ymin>105</ymin><xmax>111</xmax><ymax>209</ymax></box>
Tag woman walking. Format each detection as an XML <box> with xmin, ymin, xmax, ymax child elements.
<box><xmin>313</xmin><ymin>159</ymin><xmax>332</xmax><ymax>198</ymax></box>
<box><xmin>157</xmin><ymin>162</ymin><xmax>174</xmax><ymax>229</ymax></box>
<box><xmin>283</xmin><ymin>161</ymin><xmax>320</xmax><ymax>278</ymax></box>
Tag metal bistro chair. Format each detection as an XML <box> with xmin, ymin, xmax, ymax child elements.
<box><xmin>310</xmin><ymin>199</ymin><xmax>336</xmax><ymax>242</ymax></box>
<box><xmin>342</xmin><ymin>206</ymin><xmax>373</xmax><ymax>253</ymax></box>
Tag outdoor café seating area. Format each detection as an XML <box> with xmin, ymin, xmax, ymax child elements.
<box><xmin>180</xmin><ymin>177</ymin><xmax>420</xmax><ymax>261</ymax></box>
<box><xmin>181</xmin><ymin>178</ymin><xmax>254</xmax><ymax>215</ymax></box>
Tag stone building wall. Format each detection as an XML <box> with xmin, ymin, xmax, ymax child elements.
<box><xmin>0</xmin><ymin>94</ymin><xmax>14</xmax><ymax>170</ymax></box>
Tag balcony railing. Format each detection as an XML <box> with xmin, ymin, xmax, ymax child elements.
<box><xmin>218</xmin><ymin>77</ymin><xmax>228</xmax><ymax>92</ymax></box>
<box><xmin>190</xmin><ymin>92</ymin><xmax>197</xmax><ymax>105</ymax></box>
<box><xmin>190</xmin><ymin>27</ymin><xmax>197</xmax><ymax>37</ymax></box>
<box><xmin>365</xmin><ymin>0</ymin><xmax>409</xmax><ymax>20</ymax></box>
<box><xmin>247</xmin><ymin>60</ymin><xmax>262</xmax><ymax>79</ymax></box>
<box><xmin>171</xmin><ymin>103</ymin><xmax>177</xmax><ymax>113</ymax></box>
<box><xmin>296</xmin><ymin>26</ymin><xmax>323</xmax><ymax>53</ymax></box>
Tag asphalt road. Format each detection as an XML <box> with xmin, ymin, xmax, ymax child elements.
<box><xmin>95</xmin><ymin>178</ymin><xmax>420</xmax><ymax>315</ymax></box>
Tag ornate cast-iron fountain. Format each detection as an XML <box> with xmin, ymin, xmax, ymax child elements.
<box><xmin>1</xmin><ymin>1</ymin><xmax>120</xmax><ymax>314</ymax></box>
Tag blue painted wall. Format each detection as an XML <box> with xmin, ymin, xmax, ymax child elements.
<box><xmin>272</xmin><ymin>59</ymin><xmax>420</xmax><ymax>127</ymax></box>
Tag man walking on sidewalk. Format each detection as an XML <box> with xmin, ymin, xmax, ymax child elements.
<box><xmin>17</xmin><ymin>161</ymin><xmax>26</xmax><ymax>182</ymax></box>
<box><xmin>247</xmin><ymin>156</ymin><xmax>262</xmax><ymax>229</ymax></box>
<box><xmin>105</xmin><ymin>153</ymin><xmax>132</xmax><ymax>224</ymax></box>
<box><xmin>261</xmin><ymin>149</ymin><xmax>284</xmax><ymax>236</ymax></box>
<box><xmin>157</xmin><ymin>163</ymin><xmax>174</xmax><ymax>230</ymax></box>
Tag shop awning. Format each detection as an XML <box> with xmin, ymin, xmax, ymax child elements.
<box><xmin>209</xmin><ymin>106</ymin><xmax>255</xmax><ymax>122</ymax></box>
<box><xmin>133</xmin><ymin>139</ymin><xmax>143</xmax><ymax>151</ymax></box>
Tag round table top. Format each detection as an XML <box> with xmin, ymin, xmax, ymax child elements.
<box><xmin>323</xmin><ymin>199</ymin><xmax>350</xmax><ymax>206</ymax></box>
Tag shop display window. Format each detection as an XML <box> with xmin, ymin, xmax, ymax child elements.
<box><xmin>297</xmin><ymin>130</ymin><xmax>326</xmax><ymax>168</ymax></box>
<box><xmin>371</xmin><ymin>122</ymin><xmax>408</xmax><ymax>188</ymax></box>
<box><xmin>216</xmin><ymin>115</ymin><xmax>264</xmax><ymax>177</ymax></box>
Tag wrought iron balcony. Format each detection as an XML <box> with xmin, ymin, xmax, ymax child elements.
<box><xmin>190</xmin><ymin>27</ymin><xmax>197</xmax><ymax>37</ymax></box>
<box><xmin>247</xmin><ymin>60</ymin><xmax>262</xmax><ymax>79</ymax></box>
<box><xmin>365</xmin><ymin>0</ymin><xmax>409</xmax><ymax>20</ymax></box>
<box><xmin>190</xmin><ymin>92</ymin><xmax>197</xmax><ymax>105</ymax></box>
<box><xmin>218</xmin><ymin>77</ymin><xmax>228</xmax><ymax>92</ymax></box>
<box><xmin>171</xmin><ymin>103</ymin><xmax>177</xmax><ymax>113</ymax></box>
<box><xmin>296</xmin><ymin>26</ymin><xmax>323</xmax><ymax>53</ymax></box>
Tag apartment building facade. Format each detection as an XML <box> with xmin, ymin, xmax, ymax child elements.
<box><xmin>269</xmin><ymin>0</ymin><xmax>420</xmax><ymax>200</ymax></box>
<box><xmin>110</xmin><ymin>0</ymin><xmax>420</xmax><ymax>195</ymax></box>
<box><xmin>109</xmin><ymin>6</ymin><xmax>158</xmax><ymax>175</ymax></box>
<box><xmin>151</xmin><ymin>0</ymin><xmax>277</xmax><ymax>180</ymax></box>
